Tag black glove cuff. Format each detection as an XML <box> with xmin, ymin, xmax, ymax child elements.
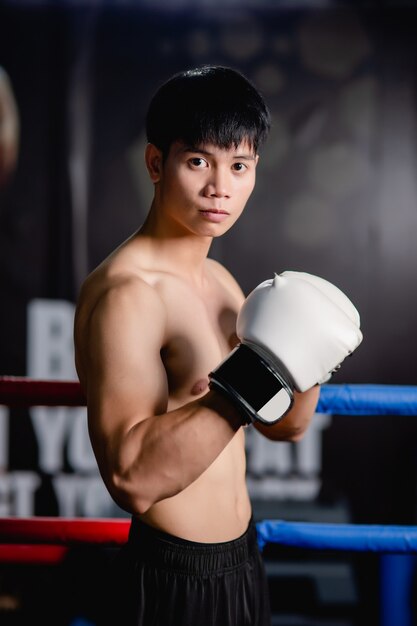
<box><xmin>209</xmin><ymin>343</ymin><xmax>294</xmax><ymax>426</ymax></box>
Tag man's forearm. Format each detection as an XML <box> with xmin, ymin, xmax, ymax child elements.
<box><xmin>253</xmin><ymin>386</ymin><xmax>320</xmax><ymax>442</ymax></box>
<box><xmin>103</xmin><ymin>391</ymin><xmax>243</xmax><ymax>514</ymax></box>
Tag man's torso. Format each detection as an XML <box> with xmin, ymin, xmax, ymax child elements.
<box><xmin>75</xmin><ymin>235</ymin><xmax>251</xmax><ymax>542</ymax></box>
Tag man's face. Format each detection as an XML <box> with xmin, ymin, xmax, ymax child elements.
<box><xmin>154</xmin><ymin>140</ymin><xmax>259</xmax><ymax>237</ymax></box>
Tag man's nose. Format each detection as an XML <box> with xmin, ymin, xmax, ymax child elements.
<box><xmin>204</xmin><ymin>169</ymin><xmax>231</xmax><ymax>198</ymax></box>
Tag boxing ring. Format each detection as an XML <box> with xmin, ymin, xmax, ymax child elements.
<box><xmin>1</xmin><ymin>377</ymin><xmax>417</xmax><ymax>626</ymax></box>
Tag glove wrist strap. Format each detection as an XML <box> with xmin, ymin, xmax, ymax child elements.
<box><xmin>209</xmin><ymin>343</ymin><xmax>294</xmax><ymax>426</ymax></box>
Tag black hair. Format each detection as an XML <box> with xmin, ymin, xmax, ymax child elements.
<box><xmin>145</xmin><ymin>66</ymin><xmax>271</xmax><ymax>158</ymax></box>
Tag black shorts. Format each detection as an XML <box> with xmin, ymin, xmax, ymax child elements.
<box><xmin>101</xmin><ymin>516</ymin><xmax>271</xmax><ymax>626</ymax></box>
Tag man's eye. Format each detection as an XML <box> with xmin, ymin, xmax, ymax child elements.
<box><xmin>232</xmin><ymin>163</ymin><xmax>246</xmax><ymax>172</ymax></box>
<box><xmin>190</xmin><ymin>158</ymin><xmax>207</xmax><ymax>168</ymax></box>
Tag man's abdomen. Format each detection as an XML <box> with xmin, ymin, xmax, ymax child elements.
<box><xmin>138</xmin><ymin>429</ymin><xmax>251</xmax><ymax>542</ymax></box>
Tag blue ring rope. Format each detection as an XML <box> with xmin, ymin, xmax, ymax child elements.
<box><xmin>255</xmin><ymin>384</ymin><xmax>417</xmax><ymax>554</ymax></box>
<box><xmin>256</xmin><ymin>520</ymin><xmax>417</xmax><ymax>553</ymax></box>
<box><xmin>257</xmin><ymin>383</ymin><xmax>417</xmax><ymax>626</ymax></box>
<box><xmin>317</xmin><ymin>384</ymin><xmax>417</xmax><ymax>415</ymax></box>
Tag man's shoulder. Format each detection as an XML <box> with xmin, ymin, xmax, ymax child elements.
<box><xmin>206</xmin><ymin>258</ymin><xmax>245</xmax><ymax>302</ymax></box>
<box><xmin>206</xmin><ymin>257</ymin><xmax>235</xmax><ymax>282</ymax></box>
<box><xmin>76</xmin><ymin>263</ymin><xmax>165</xmax><ymax>327</ymax></box>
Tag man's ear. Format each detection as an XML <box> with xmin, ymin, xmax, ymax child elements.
<box><xmin>145</xmin><ymin>143</ymin><xmax>163</xmax><ymax>183</ymax></box>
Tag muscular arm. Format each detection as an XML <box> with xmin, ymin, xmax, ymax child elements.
<box><xmin>75</xmin><ymin>278</ymin><xmax>242</xmax><ymax>516</ymax></box>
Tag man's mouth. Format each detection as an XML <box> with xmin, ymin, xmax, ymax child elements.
<box><xmin>200</xmin><ymin>208</ymin><xmax>229</xmax><ymax>214</ymax></box>
<box><xmin>199</xmin><ymin>208</ymin><xmax>230</xmax><ymax>222</ymax></box>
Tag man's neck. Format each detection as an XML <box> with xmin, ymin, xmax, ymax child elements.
<box><xmin>136</xmin><ymin>206</ymin><xmax>213</xmax><ymax>285</ymax></box>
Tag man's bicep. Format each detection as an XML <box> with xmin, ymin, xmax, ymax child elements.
<box><xmin>84</xmin><ymin>284</ymin><xmax>169</xmax><ymax>444</ymax></box>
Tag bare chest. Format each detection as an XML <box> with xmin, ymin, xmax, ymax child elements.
<box><xmin>159</xmin><ymin>283</ymin><xmax>239</xmax><ymax>408</ymax></box>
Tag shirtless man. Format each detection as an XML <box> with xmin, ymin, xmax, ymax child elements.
<box><xmin>74</xmin><ymin>66</ymin><xmax>361</xmax><ymax>625</ymax></box>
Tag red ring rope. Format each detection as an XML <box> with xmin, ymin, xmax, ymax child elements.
<box><xmin>0</xmin><ymin>518</ymin><xmax>130</xmax><ymax>564</ymax></box>
<box><xmin>0</xmin><ymin>545</ymin><xmax>68</xmax><ymax>564</ymax></box>
<box><xmin>0</xmin><ymin>376</ymin><xmax>85</xmax><ymax>406</ymax></box>
<box><xmin>0</xmin><ymin>517</ymin><xmax>129</xmax><ymax>545</ymax></box>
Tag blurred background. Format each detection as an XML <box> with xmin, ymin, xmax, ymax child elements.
<box><xmin>1</xmin><ymin>0</ymin><xmax>417</xmax><ymax>624</ymax></box>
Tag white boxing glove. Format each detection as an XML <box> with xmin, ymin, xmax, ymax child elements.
<box><xmin>209</xmin><ymin>271</ymin><xmax>363</xmax><ymax>426</ymax></box>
